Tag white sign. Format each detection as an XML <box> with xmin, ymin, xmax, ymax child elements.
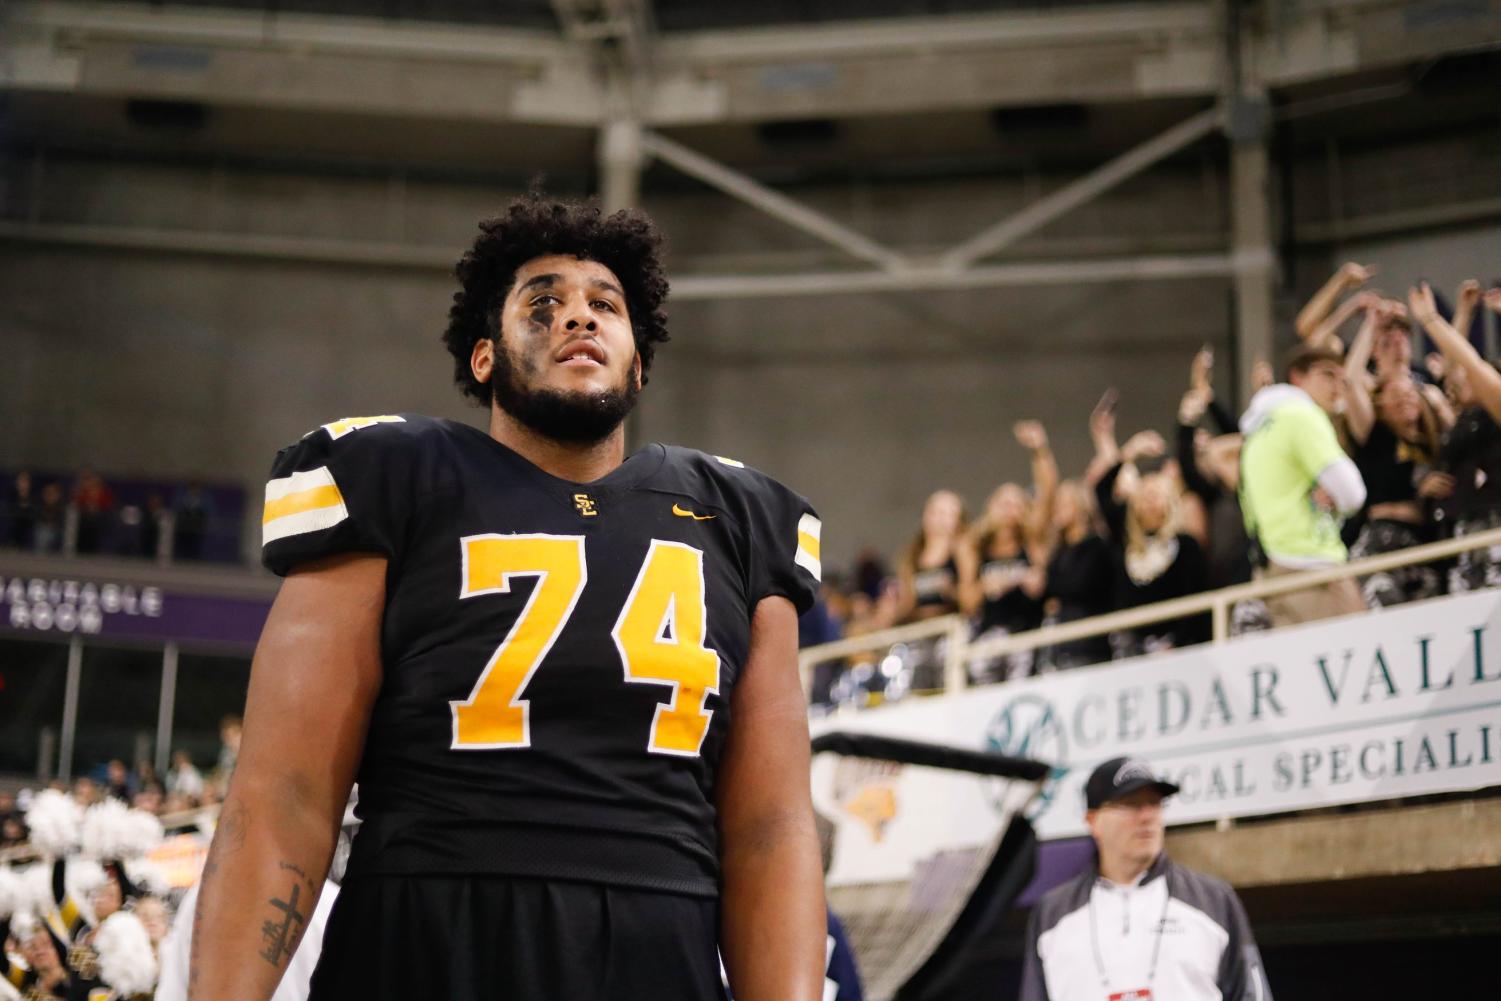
<box><xmin>810</xmin><ymin>589</ymin><xmax>1501</xmax><ymax>840</ymax></box>
<box><xmin>810</xmin><ymin>750</ymin><xmax>1035</xmax><ymax>887</ymax></box>
<box><xmin>0</xmin><ymin>575</ymin><xmax>164</xmax><ymax>634</ymax></box>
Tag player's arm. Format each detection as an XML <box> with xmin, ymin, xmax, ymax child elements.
<box><xmin>188</xmin><ymin>553</ymin><xmax>384</xmax><ymax>1001</ymax></box>
<box><xmin>717</xmin><ymin>594</ymin><xmax>825</xmax><ymax>1001</ymax></box>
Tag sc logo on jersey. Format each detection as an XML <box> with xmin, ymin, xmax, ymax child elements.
<box><xmin>984</xmin><ymin>694</ymin><xmax>1070</xmax><ymax>821</ymax></box>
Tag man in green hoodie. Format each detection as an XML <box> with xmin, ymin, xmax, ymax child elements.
<box><xmin>1239</xmin><ymin>344</ymin><xmax>1369</xmax><ymax>626</ymax></box>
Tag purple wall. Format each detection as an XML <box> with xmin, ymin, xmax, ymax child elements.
<box><xmin>1</xmin><ymin>572</ymin><xmax>271</xmax><ymax>651</ymax></box>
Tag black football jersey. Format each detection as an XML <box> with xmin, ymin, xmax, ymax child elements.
<box><xmin>261</xmin><ymin>414</ymin><xmax>821</xmax><ymax>896</ymax></box>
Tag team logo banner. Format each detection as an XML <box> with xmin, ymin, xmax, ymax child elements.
<box><xmin>811</xmin><ymin>589</ymin><xmax>1501</xmax><ymax>840</ymax></box>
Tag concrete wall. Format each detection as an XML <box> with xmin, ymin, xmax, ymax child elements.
<box><xmin>1</xmin><ymin>133</ymin><xmax>1495</xmax><ymax>569</ymax></box>
<box><xmin>0</xmin><ymin>153</ymin><xmax>1241</xmax><ymax>568</ymax></box>
<box><xmin>1345</xmin><ymin>222</ymin><xmax>1501</xmax><ymax>302</ymax></box>
<box><xmin>0</xmin><ymin>242</ymin><xmax>1232</xmax><ymax>567</ymax></box>
<box><xmin>644</xmin><ymin>280</ymin><xmax>1234</xmax><ymax>563</ymax></box>
<box><xmin>0</xmin><ymin>246</ymin><xmax>468</xmax><ymax>496</ymax></box>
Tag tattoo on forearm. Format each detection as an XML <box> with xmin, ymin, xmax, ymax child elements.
<box><xmin>278</xmin><ymin>860</ymin><xmax>316</xmax><ymax>891</ymax></box>
<box><xmin>259</xmin><ymin>878</ymin><xmax>309</xmax><ymax>968</ymax></box>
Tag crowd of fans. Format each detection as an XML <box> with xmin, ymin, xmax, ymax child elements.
<box><xmin>2</xmin><ymin>469</ymin><xmax>228</xmax><ymax>562</ymax></box>
<box><xmin>0</xmin><ymin>724</ymin><xmax>240</xmax><ymax>998</ymax></box>
<box><xmin>2</xmin><ymin>269</ymin><xmax>1497</xmax><ymax>996</ymax></box>
<box><xmin>0</xmin><ymin>717</ymin><xmax>240</xmax><ymax>853</ymax></box>
<box><xmin>807</xmin><ymin>268</ymin><xmax>1501</xmax><ymax>707</ymax></box>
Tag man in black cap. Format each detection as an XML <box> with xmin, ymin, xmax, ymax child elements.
<box><xmin>1019</xmin><ymin>757</ymin><xmax>1272</xmax><ymax>1001</ymax></box>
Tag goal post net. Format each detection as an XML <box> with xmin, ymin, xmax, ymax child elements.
<box><xmin>810</xmin><ymin>731</ymin><xmax>1050</xmax><ymax>1001</ymax></box>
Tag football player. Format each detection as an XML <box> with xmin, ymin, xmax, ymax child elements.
<box><xmin>189</xmin><ymin>197</ymin><xmax>827</xmax><ymax>1000</ymax></box>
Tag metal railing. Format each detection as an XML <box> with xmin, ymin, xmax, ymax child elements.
<box><xmin>799</xmin><ymin>524</ymin><xmax>1501</xmax><ymax>697</ymax></box>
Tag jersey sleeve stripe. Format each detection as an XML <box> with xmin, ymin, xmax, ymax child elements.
<box><xmin>795</xmin><ymin>513</ymin><xmax>822</xmax><ymax>581</ymax></box>
<box><xmin>321</xmin><ymin>414</ymin><xmax>406</xmax><ymax>440</ymax></box>
<box><xmin>265</xmin><ymin>465</ymin><xmax>340</xmax><ymax>503</ymax></box>
<box><xmin>797</xmin><ymin>530</ymin><xmax>821</xmax><ymax>561</ymax></box>
<box><xmin>262</xmin><ymin>483</ymin><xmax>344</xmax><ymax>523</ymax></box>
<box><xmin>262</xmin><ymin>466</ymin><xmax>350</xmax><ymax>545</ymax></box>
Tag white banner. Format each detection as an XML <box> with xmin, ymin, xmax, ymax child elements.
<box><xmin>810</xmin><ymin>749</ymin><xmax>1036</xmax><ymax>887</ymax></box>
<box><xmin>810</xmin><ymin>589</ymin><xmax>1501</xmax><ymax>840</ymax></box>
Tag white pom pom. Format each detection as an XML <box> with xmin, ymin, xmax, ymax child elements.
<box><xmin>8</xmin><ymin>909</ymin><xmax>39</xmax><ymax>942</ymax></box>
<box><xmin>81</xmin><ymin>800</ymin><xmax>164</xmax><ymax>861</ymax></box>
<box><xmin>18</xmin><ymin>863</ymin><xmax>54</xmax><ymax>917</ymax></box>
<box><xmin>0</xmin><ymin>867</ymin><xmax>25</xmax><ymax>919</ymax></box>
<box><xmin>0</xmin><ymin>969</ymin><xmax>19</xmax><ymax>1001</ymax></box>
<box><xmin>123</xmin><ymin>858</ymin><xmax>171</xmax><ymax>898</ymax></box>
<box><xmin>0</xmin><ymin>866</ymin><xmax>49</xmax><ymax>922</ymax></box>
<box><xmin>125</xmin><ymin>809</ymin><xmax>165</xmax><ymax>855</ymax></box>
<box><xmin>65</xmin><ymin>858</ymin><xmax>107</xmax><ymax>926</ymax></box>
<box><xmin>23</xmin><ymin>789</ymin><xmax>83</xmax><ymax>857</ymax></box>
<box><xmin>93</xmin><ymin>911</ymin><xmax>159</xmax><ymax>995</ymax></box>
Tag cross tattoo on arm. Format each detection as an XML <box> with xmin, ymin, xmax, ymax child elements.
<box><xmin>259</xmin><ymin>882</ymin><xmax>306</xmax><ymax>968</ymax></box>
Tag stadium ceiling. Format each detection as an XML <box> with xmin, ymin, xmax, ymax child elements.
<box><xmin>10</xmin><ymin>0</ymin><xmax>1490</xmax><ymax>140</ymax></box>
<box><xmin>1</xmin><ymin>0</ymin><xmax>1498</xmax><ymax>309</ymax></box>
<box><xmin>33</xmin><ymin>0</ymin><xmax>1180</xmax><ymax>33</ymax></box>
<box><xmin>6</xmin><ymin>0</ymin><xmax>1498</xmax><ymax>397</ymax></box>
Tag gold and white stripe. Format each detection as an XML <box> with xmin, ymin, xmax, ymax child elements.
<box><xmin>262</xmin><ymin>466</ymin><xmax>349</xmax><ymax>545</ymax></box>
<box><xmin>315</xmin><ymin>414</ymin><xmax>405</xmax><ymax>440</ymax></box>
<box><xmin>794</xmin><ymin>513</ymin><xmax>822</xmax><ymax>581</ymax></box>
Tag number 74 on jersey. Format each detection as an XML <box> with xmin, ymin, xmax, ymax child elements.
<box><xmin>451</xmin><ymin>534</ymin><xmax>721</xmax><ymax>758</ymax></box>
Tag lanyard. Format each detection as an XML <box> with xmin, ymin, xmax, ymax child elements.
<box><xmin>1087</xmin><ymin>869</ymin><xmax>1172</xmax><ymax>994</ymax></box>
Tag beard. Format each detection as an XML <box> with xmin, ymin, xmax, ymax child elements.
<box><xmin>490</xmin><ymin>339</ymin><xmax>640</xmax><ymax>444</ymax></box>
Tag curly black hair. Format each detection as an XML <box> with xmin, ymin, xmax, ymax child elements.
<box><xmin>442</xmin><ymin>196</ymin><xmax>671</xmax><ymax>406</ymax></box>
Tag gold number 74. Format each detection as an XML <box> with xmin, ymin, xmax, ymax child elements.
<box><xmin>450</xmin><ymin>534</ymin><xmax>721</xmax><ymax>757</ymax></box>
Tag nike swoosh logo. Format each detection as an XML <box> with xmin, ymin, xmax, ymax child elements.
<box><xmin>672</xmin><ymin>503</ymin><xmax>716</xmax><ymax>521</ymax></box>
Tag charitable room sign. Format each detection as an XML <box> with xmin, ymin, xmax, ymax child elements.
<box><xmin>810</xmin><ymin>589</ymin><xmax>1501</xmax><ymax>839</ymax></box>
<box><xmin>0</xmin><ymin>572</ymin><xmax>271</xmax><ymax>649</ymax></box>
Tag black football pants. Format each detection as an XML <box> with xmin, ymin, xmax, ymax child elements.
<box><xmin>307</xmin><ymin>874</ymin><xmax>725</xmax><ymax>1000</ymax></box>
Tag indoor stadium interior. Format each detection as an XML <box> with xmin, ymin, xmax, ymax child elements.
<box><xmin>3</xmin><ymin>1</ymin><xmax>1501</xmax><ymax>999</ymax></box>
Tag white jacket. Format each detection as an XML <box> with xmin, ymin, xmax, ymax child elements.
<box><xmin>1021</xmin><ymin>854</ymin><xmax>1270</xmax><ymax>1001</ymax></box>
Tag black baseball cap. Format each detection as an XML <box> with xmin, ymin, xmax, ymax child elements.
<box><xmin>1084</xmin><ymin>757</ymin><xmax>1180</xmax><ymax>809</ymax></box>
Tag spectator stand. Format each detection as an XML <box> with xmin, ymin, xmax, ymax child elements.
<box><xmin>0</xmin><ymin>546</ymin><xmax>275</xmax><ymax>795</ymax></box>
<box><xmin>802</xmin><ymin>524</ymin><xmax>1501</xmax><ymax>699</ymax></box>
<box><xmin>802</xmin><ymin>526</ymin><xmax>1501</xmax><ymax>998</ymax></box>
<box><xmin>0</xmin><ymin>468</ymin><xmax>247</xmax><ymax>564</ymax></box>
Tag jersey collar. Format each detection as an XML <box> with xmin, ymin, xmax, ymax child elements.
<box><xmin>458</xmin><ymin>421</ymin><xmax>667</xmax><ymax>497</ymax></box>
